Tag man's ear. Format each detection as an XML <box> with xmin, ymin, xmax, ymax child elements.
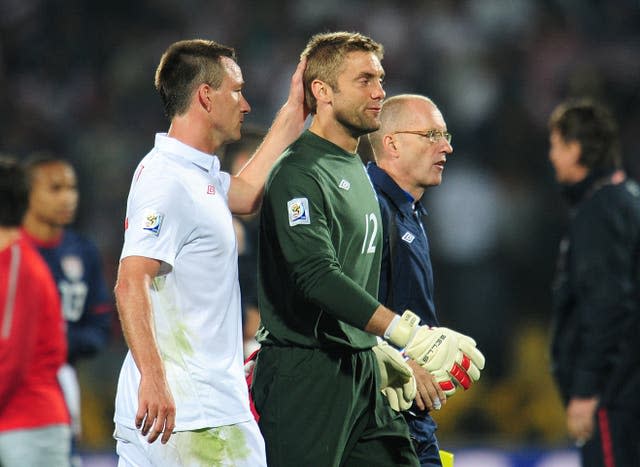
<box><xmin>197</xmin><ymin>83</ymin><xmax>212</xmax><ymax>112</ymax></box>
<box><xmin>383</xmin><ymin>134</ymin><xmax>400</xmax><ymax>158</ymax></box>
<box><xmin>311</xmin><ymin>79</ymin><xmax>332</xmax><ymax>105</ymax></box>
<box><xmin>567</xmin><ymin>140</ymin><xmax>582</xmax><ymax>162</ymax></box>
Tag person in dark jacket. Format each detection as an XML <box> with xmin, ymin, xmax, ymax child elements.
<box><xmin>548</xmin><ymin>98</ymin><xmax>640</xmax><ymax>467</ymax></box>
<box><xmin>367</xmin><ymin>94</ymin><xmax>481</xmax><ymax>466</ymax></box>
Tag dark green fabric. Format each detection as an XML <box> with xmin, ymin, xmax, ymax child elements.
<box><xmin>252</xmin><ymin>346</ymin><xmax>419</xmax><ymax>467</ymax></box>
<box><xmin>257</xmin><ymin>131</ymin><xmax>382</xmax><ymax>350</ymax></box>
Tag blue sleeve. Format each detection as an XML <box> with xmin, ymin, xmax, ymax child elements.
<box><xmin>66</xmin><ymin>238</ymin><xmax>113</xmax><ymax>363</ymax></box>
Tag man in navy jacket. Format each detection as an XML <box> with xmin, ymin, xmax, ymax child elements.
<box><xmin>368</xmin><ymin>94</ymin><xmax>476</xmax><ymax>466</ymax></box>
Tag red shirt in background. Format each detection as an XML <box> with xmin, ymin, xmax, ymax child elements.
<box><xmin>0</xmin><ymin>234</ymin><xmax>70</xmax><ymax>431</ymax></box>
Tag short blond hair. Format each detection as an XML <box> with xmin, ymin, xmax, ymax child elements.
<box><xmin>300</xmin><ymin>32</ymin><xmax>384</xmax><ymax>114</ymax></box>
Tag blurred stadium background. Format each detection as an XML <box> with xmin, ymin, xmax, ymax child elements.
<box><xmin>1</xmin><ymin>0</ymin><xmax>639</xmax><ymax>465</ymax></box>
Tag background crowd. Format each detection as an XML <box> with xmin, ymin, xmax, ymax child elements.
<box><xmin>1</xmin><ymin>0</ymin><xmax>639</xmax><ymax>456</ymax></box>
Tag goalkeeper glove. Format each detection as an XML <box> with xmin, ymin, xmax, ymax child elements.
<box><xmin>385</xmin><ymin>310</ymin><xmax>485</xmax><ymax>391</ymax></box>
<box><xmin>372</xmin><ymin>341</ymin><xmax>417</xmax><ymax>411</ymax></box>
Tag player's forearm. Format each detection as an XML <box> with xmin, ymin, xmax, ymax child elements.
<box><xmin>295</xmin><ymin>265</ymin><xmax>383</xmax><ymax>330</ymax></box>
<box><xmin>228</xmin><ymin>59</ymin><xmax>306</xmax><ymax>214</ymax></box>
<box><xmin>114</xmin><ymin>277</ymin><xmax>165</xmax><ymax>379</ymax></box>
<box><xmin>364</xmin><ymin>305</ymin><xmax>399</xmax><ymax>337</ymax></box>
<box><xmin>229</xmin><ymin>105</ymin><xmax>305</xmax><ymax>214</ymax></box>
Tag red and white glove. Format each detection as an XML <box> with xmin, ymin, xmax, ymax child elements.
<box><xmin>385</xmin><ymin>310</ymin><xmax>485</xmax><ymax>393</ymax></box>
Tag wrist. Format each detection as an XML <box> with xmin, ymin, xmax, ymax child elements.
<box><xmin>385</xmin><ymin>310</ymin><xmax>421</xmax><ymax>348</ymax></box>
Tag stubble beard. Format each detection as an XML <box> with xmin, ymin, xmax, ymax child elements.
<box><xmin>335</xmin><ymin>106</ymin><xmax>380</xmax><ymax>139</ymax></box>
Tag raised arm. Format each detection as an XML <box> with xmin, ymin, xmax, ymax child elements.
<box><xmin>228</xmin><ymin>59</ymin><xmax>308</xmax><ymax>214</ymax></box>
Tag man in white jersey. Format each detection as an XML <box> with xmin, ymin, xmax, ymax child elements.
<box><xmin>113</xmin><ymin>39</ymin><xmax>306</xmax><ymax>466</ymax></box>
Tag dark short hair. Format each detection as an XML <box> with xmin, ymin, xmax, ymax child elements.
<box><xmin>21</xmin><ymin>151</ymin><xmax>72</xmax><ymax>191</ymax></box>
<box><xmin>548</xmin><ymin>99</ymin><xmax>621</xmax><ymax>171</ymax></box>
<box><xmin>155</xmin><ymin>39</ymin><xmax>237</xmax><ymax>120</ymax></box>
<box><xmin>0</xmin><ymin>156</ymin><xmax>28</xmax><ymax>227</ymax></box>
<box><xmin>300</xmin><ymin>31</ymin><xmax>384</xmax><ymax>114</ymax></box>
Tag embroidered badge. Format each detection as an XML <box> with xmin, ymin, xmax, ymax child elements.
<box><xmin>339</xmin><ymin>179</ymin><xmax>351</xmax><ymax>190</ymax></box>
<box><xmin>207</xmin><ymin>184</ymin><xmax>216</xmax><ymax>195</ymax></box>
<box><xmin>61</xmin><ymin>255</ymin><xmax>84</xmax><ymax>281</ymax></box>
<box><xmin>401</xmin><ymin>232</ymin><xmax>415</xmax><ymax>244</ymax></box>
<box><xmin>143</xmin><ymin>210</ymin><xmax>164</xmax><ymax>236</ymax></box>
<box><xmin>288</xmin><ymin>198</ymin><xmax>310</xmax><ymax>226</ymax></box>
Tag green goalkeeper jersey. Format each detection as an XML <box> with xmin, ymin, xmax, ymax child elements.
<box><xmin>257</xmin><ymin>130</ymin><xmax>382</xmax><ymax>350</ymax></box>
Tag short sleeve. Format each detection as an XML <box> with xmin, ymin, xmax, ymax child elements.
<box><xmin>121</xmin><ymin>168</ymin><xmax>195</xmax><ymax>271</ymax></box>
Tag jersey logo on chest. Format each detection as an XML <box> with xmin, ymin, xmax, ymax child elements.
<box><xmin>338</xmin><ymin>179</ymin><xmax>351</xmax><ymax>190</ymax></box>
<box><xmin>401</xmin><ymin>232</ymin><xmax>416</xmax><ymax>244</ymax></box>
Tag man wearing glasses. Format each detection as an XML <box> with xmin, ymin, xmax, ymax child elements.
<box><xmin>367</xmin><ymin>94</ymin><xmax>473</xmax><ymax>466</ymax></box>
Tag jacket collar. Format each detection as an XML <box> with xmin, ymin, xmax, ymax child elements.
<box><xmin>367</xmin><ymin>162</ymin><xmax>427</xmax><ymax>218</ymax></box>
<box><xmin>561</xmin><ymin>168</ymin><xmax>618</xmax><ymax>206</ymax></box>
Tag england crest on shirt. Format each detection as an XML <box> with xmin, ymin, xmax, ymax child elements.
<box><xmin>287</xmin><ymin>198</ymin><xmax>310</xmax><ymax>226</ymax></box>
<box><xmin>61</xmin><ymin>255</ymin><xmax>84</xmax><ymax>281</ymax></box>
<box><xmin>401</xmin><ymin>231</ymin><xmax>416</xmax><ymax>244</ymax></box>
<box><xmin>143</xmin><ymin>210</ymin><xmax>164</xmax><ymax>236</ymax></box>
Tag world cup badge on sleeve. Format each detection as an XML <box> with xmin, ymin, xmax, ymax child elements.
<box><xmin>143</xmin><ymin>210</ymin><xmax>164</xmax><ymax>236</ymax></box>
<box><xmin>287</xmin><ymin>197</ymin><xmax>310</xmax><ymax>226</ymax></box>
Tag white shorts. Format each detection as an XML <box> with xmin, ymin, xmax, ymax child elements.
<box><xmin>114</xmin><ymin>420</ymin><xmax>266</xmax><ymax>467</ymax></box>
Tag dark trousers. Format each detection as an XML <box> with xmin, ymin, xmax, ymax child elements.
<box><xmin>404</xmin><ymin>411</ymin><xmax>442</xmax><ymax>467</ymax></box>
<box><xmin>581</xmin><ymin>407</ymin><xmax>640</xmax><ymax>467</ymax></box>
<box><xmin>252</xmin><ymin>345</ymin><xmax>419</xmax><ymax>467</ymax></box>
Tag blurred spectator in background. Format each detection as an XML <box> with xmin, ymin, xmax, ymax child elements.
<box><xmin>548</xmin><ymin>99</ymin><xmax>640</xmax><ymax>466</ymax></box>
<box><xmin>0</xmin><ymin>156</ymin><xmax>71</xmax><ymax>467</ymax></box>
<box><xmin>223</xmin><ymin>127</ymin><xmax>267</xmax><ymax>357</ymax></box>
<box><xmin>368</xmin><ymin>94</ymin><xmax>472</xmax><ymax>466</ymax></box>
<box><xmin>22</xmin><ymin>153</ymin><xmax>113</xmax><ymax>466</ymax></box>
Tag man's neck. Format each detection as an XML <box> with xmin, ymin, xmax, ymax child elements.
<box><xmin>167</xmin><ymin>116</ymin><xmax>221</xmax><ymax>156</ymax></box>
<box><xmin>22</xmin><ymin>214</ymin><xmax>64</xmax><ymax>242</ymax></box>
<box><xmin>0</xmin><ymin>227</ymin><xmax>20</xmax><ymax>251</ymax></box>
<box><xmin>308</xmin><ymin>117</ymin><xmax>360</xmax><ymax>154</ymax></box>
<box><xmin>378</xmin><ymin>162</ymin><xmax>425</xmax><ymax>201</ymax></box>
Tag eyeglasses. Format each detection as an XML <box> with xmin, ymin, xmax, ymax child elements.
<box><xmin>392</xmin><ymin>129</ymin><xmax>452</xmax><ymax>144</ymax></box>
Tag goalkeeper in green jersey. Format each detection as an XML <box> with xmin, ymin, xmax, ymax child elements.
<box><xmin>251</xmin><ymin>31</ymin><xmax>484</xmax><ymax>467</ymax></box>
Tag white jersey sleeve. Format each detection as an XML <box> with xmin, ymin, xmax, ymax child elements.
<box><xmin>121</xmin><ymin>163</ymin><xmax>194</xmax><ymax>271</ymax></box>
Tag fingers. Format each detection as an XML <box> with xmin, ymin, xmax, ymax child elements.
<box><xmin>136</xmin><ymin>399</ymin><xmax>176</xmax><ymax>444</ymax></box>
<box><xmin>292</xmin><ymin>57</ymin><xmax>307</xmax><ymax>83</ymax></box>
<box><xmin>403</xmin><ymin>375</ymin><xmax>417</xmax><ymax>403</ymax></box>
<box><xmin>288</xmin><ymin>57</ymin><xmax>310</xmax><ymax>118</ymax></box>
<box><xmin>438</xmin><ymin>379</ymin><xmax>456</xmax><ymax>396</ymax></box>
<box><xmin>383</xmin><ymin>387</ymin><xmax>401</xmax><ymax>412</ymax></box>
<box><xmin>449</xmin><ymin>360</ymin><xmax>472</xmax><ymax>390</ymax></box>
<box><xmin>142</xmin><ymin>407</ymin><xmax>176</xmax><ymax>444</ymax></box>
<box><xmin>566</xmin><ymin>399</ymin><xmax>597</xmax><ymax>445</ymax></box>
<box><xmin>408</xmin><ymin>361</ymin><xmax>446</xmax><ymax>411</ymax></box>
<box><xmin>447</xmin><ymin>349</ymin><xmax>484</xmax><ymax>390</ymax></box>
<box><xmin>458</xmin><ymin>337</ymin><xmax>485</xmax><ymax>370</ymax></box>
<box><xmin>567</xmin><ymin>419</ymin><xmax>594</xmax><ymax>444</ymax></box>
<box><xmin>135</xmin><ymin>402</ymin><xmax>147</xmax><ymax>430</ymax></box>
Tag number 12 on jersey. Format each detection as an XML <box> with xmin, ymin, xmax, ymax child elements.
<box><xmin>361</xmin><ymin>212</ymin><xmax>378</xmax><ymax>254</ymax></box>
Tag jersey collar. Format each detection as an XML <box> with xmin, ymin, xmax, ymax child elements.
<box><xmin>154</xmin><ymin>133</ymin><xmax>221</xmax><ymax>175</ymax></box>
